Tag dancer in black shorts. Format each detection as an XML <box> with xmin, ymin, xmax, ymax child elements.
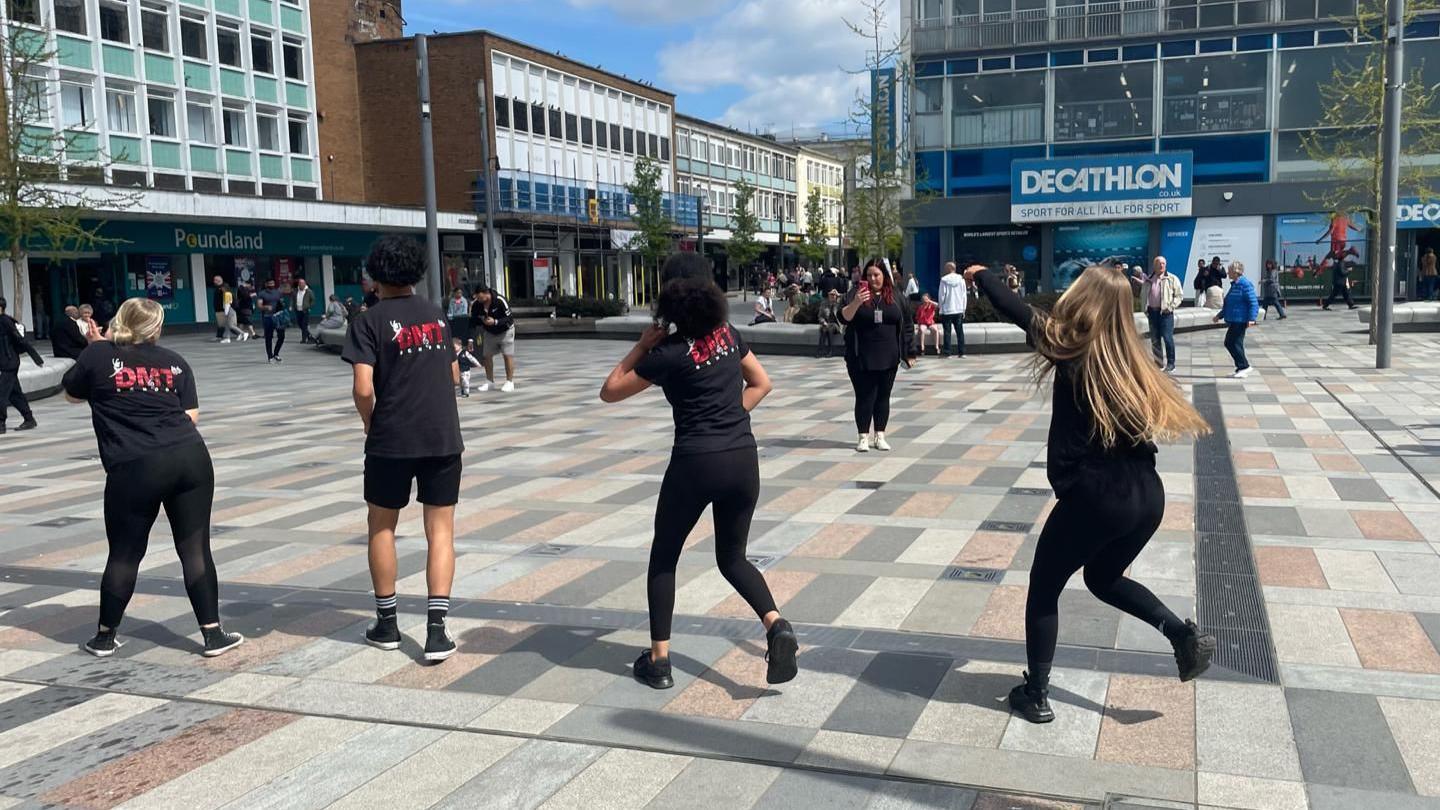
<box><xmin>63</xmin><ymin>298</ymin><xmax>243</xmax><ymax>658</ymax></box>
<box><xmin>966</xmin><ymin>263</ymin><xmax>1217</xmax><ymax>723</ymax></box>
<box><xmin>601</xmin><ymin>252</ymin><xmax>798</xmax><ymax>689</ymax></box>
<box><xmin>343</xmin><ymin>236</ymin><xmax>464</xmax><ymax>663</ymax></box>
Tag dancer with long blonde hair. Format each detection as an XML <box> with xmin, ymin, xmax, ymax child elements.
<box><xmin>966</xmin><ymin>263</ymin><xmax>1216</xmax><ymax>723</ymax></box>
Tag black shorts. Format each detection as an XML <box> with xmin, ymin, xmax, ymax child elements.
<box><xmin>363</xmin><ymin>454</ymin><xmax>463</xmax><ymax>509</ymax></box>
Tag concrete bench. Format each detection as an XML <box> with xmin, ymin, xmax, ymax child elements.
<box><xmin>1355</xmin><ymin>302</ymin><xmax>1440</xmax><ymax>331</ymax></box>
<box><xmin>315</xmin><ymin>323</ymin><xmax>348</xmax><ymax>351</ymax></box>
<box><xmin>17</xmin><ymin>355</ymin><xmax>75</xmax><ymax>399</ymax></box>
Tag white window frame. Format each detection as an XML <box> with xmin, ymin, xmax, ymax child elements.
<box><xmin>98</xmin><ymin>1</ymin><xmax>130</xmax><ymax>44</ymax></box>
<box><xmin>59</xmin><ymin>79</ymin><xmax>95</xmax><ymax>128</ymax></box>
<box><xmin>281</xmin><ymin>36</ymin><xmax>304</xmax><ymax>81</ymax></box>
<box><xmin>180</xmin><ymin>14</ymin><xmax>207</xmax><ymax>60</ymax></box>
<box><xmin>251</xmin><ymin>31</ymin><xmax>274</xmax><ymax>75</ymax></box>
<box><xmin>53</xmin><ymin>0</ymin><xmax>86</xmax><ymax>34</ymax></box>
<box><xmin>147</xmin><ymin>90</ymin><xmax>177</xmax><ymax>138</ymax></box>
<box><xmin>140</xmin><ymin>2</ymin><xmax>169</xmax><ymax>53</ymax></box>
<box><xmin>222</xmin><ymin>105</ymin><xmax>247</xmax><ymax>147</ymax></box>
<box><xmin>286</xmin><ymin>114</ymin><xmax>308</xmax><ymax>155</ymax></box>
<box><xmin>216</xmin><ymin>21</ymin><xmax>242</xmax><ymax>68</ymax></box>
<box><xmin>256</xmin><ymin>109</ymin><xmax>281</xmax><ymax>151</ymax></box>
<box><xmin>106</xmin><ymin>84</ymin><xmax>138</xmax><ymax>133</ymax></box>
<box><xmin>186</xmin><ymin>98</ymin><xmax>217</xmax><ymax>145</ymax></box>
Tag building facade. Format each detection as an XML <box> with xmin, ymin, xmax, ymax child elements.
<box><xmin>797</xmin><ymin>145</ymin><xmax>845</xmax><ymax>265</ymax></box>
<box><xmin>903</xmin><ymin>0</ymin><xmax>1440</xmax><ymax>299</ymax></box>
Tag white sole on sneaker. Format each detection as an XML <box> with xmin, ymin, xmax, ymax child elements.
<box><xmin>423</xmin><ymin>646</ymin><xmax>456</xmax><ymax>662</ymax></box>
<box><xmin>365</xmin><ymin>635</ymin><xmax>401</xmax><ymax>651</ymax></box>
<box><xmin>202</xmin><ymin>633</ymin><xmax>245</xmax><ymax>657</ymax></box>
<box><xmin>82</xmin><ymin>639</ymin><xmax>123</xmax><ymax>657</ymax></box>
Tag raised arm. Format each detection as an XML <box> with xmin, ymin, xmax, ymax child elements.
<box><xmin>966</xmin><ymin>265</ymin><xmax>1034</xmax><ymax>331</ymax></box>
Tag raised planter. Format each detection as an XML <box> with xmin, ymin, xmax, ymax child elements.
<box><xmin>1356</xmin><ymin>302</ymin><xmax>1440</xmax><ymax>331</ymax></box>
<box><xmin>17</xmin><ymin>355</ymin><xmax>75</xmax><ymax>399</ymax></box>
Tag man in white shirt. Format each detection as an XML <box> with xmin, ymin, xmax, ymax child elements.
<box><xmin>1132</xmin><ymin>257</ymin><xmax>1184</xmax><ymax>373</ymax></box>
<box><xmin>293</xmin><ymin>278</ymin><xmax>316</xmax><ymax>344</ymax></box>
<box><xmin>936</xmin><ymin>262</ymin><xmax>967</xmax><ymax>357</ymax></box>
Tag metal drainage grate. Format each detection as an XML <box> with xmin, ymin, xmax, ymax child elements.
<box><xmin>1006</xmin><ymin>487</ymin><xmax>1052</xmax><ymax>497</ymax></box>
<box><xmin>745</xmin><ymin>555</ymin><xmax>779</xmax><ymax>570</ymax></box>
<box><xmin>527</xmin><ymin>544</ymin><xmax>577</xmax><ymax>557</ymax></box>
<box><xmin>941</xmin><ymin>566</ymin><xmax>1002</xmax><ymax>582</ymax></box>
<box><xmin>211</xmin><ymin>525</ymin><xmax>239</xmax><ymax>536</ymax></box>
<box><xmin>979</xmin><ymin>520</ymin><xmax>1033</xmax><ymax>534</ymax></box>
<box><xmin>34</xmin><ymin>517</ymin><xmax>86</xmax><ymax>528</ymax></box>
<box><xmin>852</xmin><ymin>481</ymin><xmax>885</xmax><ymax>490</ymax></box>
<box><xmin>1191</xmin><ymin>382</ymin><xmax>1279</xmax><ymax>684</ymax></box>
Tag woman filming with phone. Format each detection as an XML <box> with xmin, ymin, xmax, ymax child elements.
<box><xmin>965</xmin><ymin>262</ymin><xmax>1216</xmax><ymax>724</ymax></box>
<box><xmin>841</xmin><ymin>258</ymin><xmax>915</xmax><ymax>453</ymax></box>
<box><xmin>600</xmin><ymin>252</ymin><xmax>798</xmax><ymax>691</ymax></box>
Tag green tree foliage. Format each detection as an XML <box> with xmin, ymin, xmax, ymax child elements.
<box><xmin>624</xmin><ymin>156</ymin><xmax>673</xmax><ymax>272</ymax></box>
<box><xmin>799</xmin><ymin>193</ymin><xmax>828</xmax><ymax>266</ymax></box>
<box><xmin>728</xmin><ymin>179</ymin><xmax>763</xmax><ymax>272</ymax></box>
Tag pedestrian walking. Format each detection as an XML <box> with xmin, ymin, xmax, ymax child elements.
<box><xmin>342</xmin><ymin>235</ymin><xmax>464</xmax><ymax>663</ymax></box>
<box><xmin>600</xmin><ymin>252</ymin><xmax>797</xmax><ymax>690</ymax></box>
<box><xmin>816</xmin><ymin>288</ymin><xmax>843</xmax><ymax>358</ymax></box>
<box><xmin>0</xmin><ymin>297</ymin><xmax>42</xmax><ymax>435</ymax></box>
<box><xmin>1131</xmin><ymin>257</ymin><xmax>1183</xmax><ymax>372</ymax></box>
<box><xmin>937</xmin><ymin>261</ymin><xmax>967</xmax><ymax>358</ymax></box>
<box><xmin>965</xmin><ymin>263</ymin><xmax>1215</xmax><ymax>724</ymax></box>
<box><xmin>1260</xmin><ymin>259</ymin><xmax>1287</xmax><ymax>320</ymax></box>
<box><xmin>217</xmin><ymin>282</ymin><xmax>243</xmax><ymax>343</ymax></box>
<box><xmin>454</xmin><ymin>338</ymin><xmax>480</xmax><ymax>397</ymax></box>
<box><xmin>236</xmin><ymin>283</ymin><xmax>257</xmax><ymax>340</ymax></box>
<box><xmin>472</xmin><ymin>285</ymin><xmax>517</xmax><ymax>392</ymax></box>
<box><xmin>1215</xmin><ymin>261</ymin><xmax>1259</xmax><ymax>378</ymax></box>
<box><xmin>63</xmin><ymin>298</ymin><xmax>243</xmax><ymax>658</ymax></box>
<box><xmin>211</xmin><ymin>276</ymin><xmax>228</xmax><ymax>341</ymax></box>
<box><xmin>1322</xmin><ymin>259</ymin><xmax>1358</xmax><ymax>310</ymax></box>
<box><xmin>256</xmin><ymin>279</ymin><xmax>290</xmax><ymax>363</ymax></box>
<box><xmin>841</xmin><ymin>258</ymin><xmax>914</xmax><ymax>453</ymax></box>
<box><xmin>293</xmin><ymin>278</ymin><xmax>316</xmax><ymax>344</ymax></box>
<box><xmin>1421</xmin><ymin>248</ymin><xmax>1437</xmax><ymax>300</ymax></box>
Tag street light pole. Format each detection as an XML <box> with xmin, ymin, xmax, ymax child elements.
<box><xmin>416</xmin><ymin>34</ymin><xmax>442</xmax><ymax>305</ymax></box>
<box><xmin>476</xmin><ymin>80</ymin><xmax>502</xmax><ymax>293</ymax></box>
<box><xmin>1376</xmin><ymin>0</ymin><xmax>1405</xmax><ymax>369</ymax></box>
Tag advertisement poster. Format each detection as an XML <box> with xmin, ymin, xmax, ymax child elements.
<box><xmin>1158</xmin><ymin>216</ymin><xmax>1263</xmax><ymax>296</ymax></box>
<box><xmin>144</xmin><ymin>256</ymin><xmax>173</xmax><ymax>301</ymax></box>
<box><xmin>234</xmin><ymin>257</ymin><xmax>256</xmax><ymax>287</ymax></box>
<box><xmin>532</xmin><ymin>257</ymin><xmax>552</xmax><ymax>297</ymax></box>
<box><xmin>953</xmin><ymin>225</ymin><xmax>1041</xmax><ymax>293</ymax></box>
<box><xmin>1274</xmin><ymin>212</ymin><xmax>1370</xmax><ymax>299</ymax></box>
<box><xmin>1051</xmin><ymin>220</ymin><xmax>1149</xmax><ymax>291</ymax></box>
<box><xmin>274</xmin><ymin>257</ymin><xmax>295</xmax><ymax>289</ymax></box>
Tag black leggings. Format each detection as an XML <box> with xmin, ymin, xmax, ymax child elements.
<box><xmin>1025</xmin><ymin>466</ymin><xmax>1184</xmax><ymax>682</ymax></box>
<box><xmin>264</xmin><ymin>321</ymin><xmax>286</xmax><ymax>359</ymax></box>
<box><xmin>647</xmin><ymin>446</ymin><xmax>777</xmax><ymax>641</ymax></box>
<box><xmin>100</xmin><ymin>442</ymin><xmax>220</xmax><ymax>629</ymax></box>
<box><xmin>848</xmin><ymin>364</ymin><xmax>898</xmax><ymax>433</ymax></box>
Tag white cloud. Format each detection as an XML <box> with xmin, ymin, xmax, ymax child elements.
<box><xmin>566</xmin><ymin>0</ymin><xmax>732</xmax><ymax>24</ymax></box>
<box><xmin>658</xmin><ymin>0</ymin><xmax>900</xmax><ymax>134</ymax></box>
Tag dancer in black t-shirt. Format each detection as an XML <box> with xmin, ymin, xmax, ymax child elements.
<box><xmin>966</xmin><ymin>263</ymin><xmax>1215</xmax><ymax>724</ymax></box>
<box><xmin>62</xmin><ymin>298</ymin><xmax>244</xmax><ymax>658</ymax></box>
<box><xmin>343</xmin><ymin>236</ymin><xmax>464</xmax><ymax>663</ymax></box>
<box><xmin>601</xmin><ymin>252</ymin><xmax>797</xmax><ymax>690</ymax></box>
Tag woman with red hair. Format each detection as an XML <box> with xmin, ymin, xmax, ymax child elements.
<box><xmin>840</xmin><ymin>258</ymin><xmax>914</xmax><ymax>453</ymax></box>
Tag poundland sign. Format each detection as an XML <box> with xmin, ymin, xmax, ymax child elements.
<box><xmin>1011</xmin><ymin>152</ymin><xmax>1192</xmax><ymax>222</ymax></box>
<box><xmin>175</xmin><ymin>227</ymin><xmax>264</xmax><ymax>251</ymax></box>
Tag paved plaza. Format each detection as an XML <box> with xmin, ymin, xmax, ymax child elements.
<box><xmin>2</xmin><ymin>308</ymin><xmax>1440</xmax><ymax>809</ymax></box>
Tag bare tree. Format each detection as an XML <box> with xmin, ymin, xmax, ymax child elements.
<box><xmin>2</xmin><ymin>25</ymin><xmax>137</xmax><ymax>324</ymax></box>
<box><xmin>843</xmin><ymin>0</ymin><xmax>909</xmax><ymax>264</ymax></box>
<box><xmin>1298</xmin><ymin>0</ymin><xmax>1440</xmax><ymax>338</ymax></box>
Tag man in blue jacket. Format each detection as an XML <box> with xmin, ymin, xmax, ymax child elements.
<box><xmin>1214</xmin><ymin>262</ymin><xmax>1259</xmax><ymax>379</ymax></box>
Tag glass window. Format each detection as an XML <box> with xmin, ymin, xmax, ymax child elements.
<box><xmin>223</xmin><ymin>107</ymin><xmax>246</xmax><ymax>146</ymax></box>
<box><xmin>1054</xmin><ymin>62</ymin><xmax>1155</xmax><ymax>140</ymax></box>
<box><xmin>623</xmin><ymin>127</ymin><xmax>635</xmax><ymax>154</ymax></box>
<box><xmin>99</xmin><ymin>2</ymin><xmax>129</xmax><ymax>43</ymax></box>
<box><xmin>564</xmin><ymin>112</ymin><xmax>577</xmax><ymax>143</ymax></box>
<box><xmin>914</xmin><ymin>77</ymin><xmax>944</xmax><ymax>149</ymax></box>
<box><xmin>677</xmin><ymin>132</ymin><xmax>689</xmax><ymax>157</ymax></box>
<box><xmin>187</xmin><ymin>100</ymin><xmax>215</xmax><ymax>143</ymax></box>
<box><xmin>649</xmin><ymin>133</ymin><xmax>659</xmax><ymax>158</ymax></box>
<box><xmin>494</xmin><ymin>95</ymin><xmax>510</xmax><ymax>128</ymax></box>
<box><xmin>596</xmin><ymin>120</ymin><xmax>609</xmax><ymax>148</ymax></box>
<box><xmin>54</xmin><ymin>0</ymin><xmax>85</xmax><ymax>34</ymax></box>
<box><xmin>251</xmin><ymin>34</ymin><xmax>273</xmax><ymax>73</ymax></box>
<box><xmin>17</xmin><ymin>75</ymin><xmax>47</xmax><ymax>121</ymax></box>
<box><xmin>147</xmin><ymin>92</ymin><xmax>175</xmax><ymax>137</ymax></box>
<box><xmin>660</xmin><ymin>136</ymin><xmax>670</xmax><ymax>161</ymax></box>
<box><xmin>6</xmin><ymin>0</ymin><xmax>40</xmax><ymax>24</ymax></box>
<box><xmin>1162</xmin><ymin>52</ymin><xmax>1268</xmax><ymax>134</ymax></box>
<box><xmin>282</xmin><ymin>37</ymin><xmax>303</xmax><ymax>80</ymax></box>
<box><xmin>1277</xmin><ymin>46</ymin><xmax>1364</xmax><ymax>130</ymax></box>
<box><xmin>512</xmin><ymin>98</ymin><xmax>528</xmax><ymax>132</ymax></box>
<box><xmin>287</xmin><ymin>116</ymin><xmax>307</xmax><ymax>154</ymax></box>
<box><xmin>106</xmin><ymin>86</ymin><xmax>137</xmax><ymax>132</ymax></box>
<box><xmin>217</xmin><ymin>23</ymin><xmax>241</xmax><ymax>66</ymax></box>
<box><xmin>950</xmin><ymin>71</ymin><xmax>1045</xmax><ymax>146</ymax></box>
<box><xmin>581</xmin><ymin>117</ymin><xmax>593</xmax><ymax>145</ymax></box>
<box><xmin>548</xmin><ymin>108</ymin><xmax>561</xmax><ymax>138</ymax></box>
<box><xmin>60</xmin><ymin>81</ymin><xmax>93</xmax><ymax>127</ymax></box>
<box><xmin>531</xmin><ymin>103</ymin><xmax>546</xmax><ymax>136</ymax></box>
<box><xmin>610</xmin><ymin>123</ymin><xmax>620</xmax><ymax>150</ymax></box>
<box><xmin>256</xmin><ymin>110</ymin><xmax>279</xmax><ymax>150</ymax></box>
<box><xmin>917</xmin><ymin>0</ymin><xmax>944</xmax><ymax>22</ymax></box>
<box><xmin>180</xmin><ymin>16</ymin><xmax>206</xmax><ymax>58</ymax></box>
<box><xmin>141</xmin><ymin>4</ymin><xmax>167</xmax><ymax>52</ymax></box>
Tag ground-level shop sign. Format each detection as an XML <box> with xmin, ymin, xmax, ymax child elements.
<box><xmin>59</xmin><ymin>221</ymin><xmax>388</xmax><ymax>256</ymax></box>
<box><xmin>1010</xmin><ymin>152</ymin><xmax>1192</xmax><ymax>223</ymax></box>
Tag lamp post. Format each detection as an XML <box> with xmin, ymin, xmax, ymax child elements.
<box><xmin>1376</xmin><ymin>0</ymin><xmax>1405</xmax><ymax>369</ymax></box>
<box><xmin>416</xmin><ymin>34</ymin><xmax>441</xmax><ymax>304</ymax></box>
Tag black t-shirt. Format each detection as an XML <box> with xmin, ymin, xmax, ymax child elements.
<box><xmin>342</xmin><ymin>294</ymin><xmax>464</xmax><ymax>459</ymax></box>
<box><xmin>635</xmin><ymin>324</ymin><xmax>755</xmax><ymax>457</ymax></box>
<box><xmin>61</xmin><ymin>342</ymin><xmax>203</xmax><ymax>472</ymax></box>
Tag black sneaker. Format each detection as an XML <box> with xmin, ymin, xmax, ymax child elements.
<box><xmin>83</xmin><ymin>629</ymin><xmax>122</xmax><ymax>657</ymax></box>
<box><xmin>1173</xmin><ymin>620</ymin><xmax>1217</xmax><ymax>682</ymax></box>
<box><xmin>423</xmin><ymin>622</ymin><xmax>456</xmax><ymax>663</ymax></box>
<box><xmin>1008</xmin><ymin>671</ymin><xmax>1055</xmax><ymax>724</ymax></box>
<box><xmin>633</xmin><ymin>650</ymin><xmax>673</xmax><ymax>689</ymax></box>
<box><xmin>201</xmin><ymin>626</ymin><xmax>245</xmax><ymax>657</ymax></box>
<box><xmin>365</xmin><ymin>616</ymin><xmax>401</xmax><ymax>651</ymax></box>
<box><xmin>765</xmin><ymin>618</ymin><xmax>799</xmax><ymax>685</ymax></box>
<box><xmin>16</xmin><ymin>419</ymin><xmax>37</xmax><ymax>431</ymax></box>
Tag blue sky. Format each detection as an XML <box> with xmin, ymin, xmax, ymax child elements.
<box><xmin>400</xmin><ymin>0</ymin><xmax>899</xmax><ymax>136</ymax></box>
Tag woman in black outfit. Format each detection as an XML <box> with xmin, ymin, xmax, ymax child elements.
<box><xmin>62</xmin><ymin>298</ymin><xmax>244</xmax><ymax>658</ymax></box>
<box><xmin>840</xmin><ymin>258</ymin><xmax>914</xmax><ymax>453</ymax></box>
<box><xmin>600</xmin><ymin>252</ymin><xmax>798</xmax><ymax>690</ymax></box>
<box><xmin>965</xmin><ymin>263</ymin><xmax>1216</xmax><ymax>723</ymax></box>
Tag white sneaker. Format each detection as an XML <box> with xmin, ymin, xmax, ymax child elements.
<box><xmin>1238</xmin><ymin>367</ymin><xmax>1255</xmax><ymax>378</ymax></box>
<box><xmin>873</xmin><ymin>433</ymin><xmax>892</xmax><ymax>451</ymax></box>
<box><xmin>855</xmin><ymin>434</ymin><xmax>870</xmax><ymax>453</ymax></box>
<box><xmin>501</xmin><ymin>380</ymin><xmax>515</xmax><ymax>393</ymax></box>
<box><xmin>221</xmin><ymin>338</ymin><xmax>231</xmax><ymax>344</ymax></box>
<box><xmin>477</xmin><ymin>382</ymin><xmax>492</xmax><ymax>392</ymax></box>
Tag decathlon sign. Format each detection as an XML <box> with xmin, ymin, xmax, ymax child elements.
<box><xmin>1398</xmin><ymin>198</ymin><xmax>1440</xmax><ymax>229</ymax></box>
<box><xmin>1011</xmin><ymin>152</ymin><xmax>1192</xmax><ymax>222</ymax></box>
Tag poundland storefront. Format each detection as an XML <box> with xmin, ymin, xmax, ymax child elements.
<box><xmin>28</xmin><ymin>220</ymin><xmax>389</xmax><ymax>329</ymax></box>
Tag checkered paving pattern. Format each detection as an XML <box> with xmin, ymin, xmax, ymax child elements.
<box><xmin>0</xmin><ymin>307</ymin><xmax>1437</xmax><ymax>809</ymax></box>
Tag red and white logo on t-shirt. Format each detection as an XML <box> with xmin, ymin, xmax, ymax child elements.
<box><xmin>110</xmin><ymin>359</ymin><xmax>183</xmax><ymax>393</ymax></box>
<box><xmin>687</xmin><ymin>325</ymin><xmax>738</xmax><ymax>369</ymax></box>
<box><xmin>390</xmin><ymin>318</ymin><xmax>448</xmax><ymax>354</ymax></box>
